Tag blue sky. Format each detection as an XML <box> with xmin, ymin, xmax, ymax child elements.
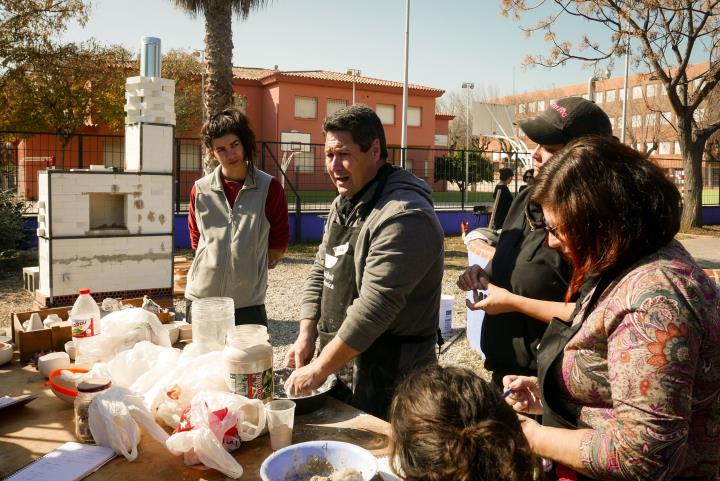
<box><xmin>62</xmin><ymin>0</ymin><xmax>616</xmax><ymax>100</ymax></box>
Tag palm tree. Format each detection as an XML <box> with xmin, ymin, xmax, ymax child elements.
<box><xmin>170</xmin><ymin>0</ymin><xmax>269</xmax><ymax>119</ymax></box>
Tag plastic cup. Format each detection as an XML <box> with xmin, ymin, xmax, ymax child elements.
<box><xmin>266</xmin><ymin>399</ymin><xmax>296</xmax><ymax>450</ymax></box>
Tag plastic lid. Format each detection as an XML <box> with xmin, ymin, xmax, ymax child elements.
<box><xmin>79</xmin><ymin>288</ymin><xmax>90</xmax><ymax>294</ymax></box>
<box><xmin>77</xmin><ymin>378</ymin><xmax>112</xmax><ymax>393</ymax></box>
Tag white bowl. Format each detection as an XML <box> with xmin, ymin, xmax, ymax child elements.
<box><xmin>0</xmin><ymin>342</ymin><xmax>13</xmax><ymax>366</ymax></box>
<box><xmin>163</xmin><ymin>323</ymin><xmax>180</xmax><ymax>344</ymax></box>
<box><xmin>64</xmin><ymin>341</ymin><xmax>77</xmax><ymax>361</ymax></box>
<box><xmin>260</xmin><ymin>441</ymin><xmax>378</xmax><ymax>481</ymax></box>
<box><xmin>38</xmin><ymin>352</ymin><xmax>71</xmax><ymax>378</ymax></box>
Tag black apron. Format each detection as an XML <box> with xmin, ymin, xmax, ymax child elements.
<box><xmin>317</xmin><ymin>173</ymin><xmax>436</xmax><ymax>420</ymax></box>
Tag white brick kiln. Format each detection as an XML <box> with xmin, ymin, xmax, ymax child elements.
<box><xmin>35</xmin><ymin>37</ymin><xmax>176</xmax><ymax>307</ymax></box>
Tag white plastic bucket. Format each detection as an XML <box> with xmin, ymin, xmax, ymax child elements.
<box><xmin>439</xmin><ymin>294</ymin><xmax>453</xmax><ymax>333</ymax></box>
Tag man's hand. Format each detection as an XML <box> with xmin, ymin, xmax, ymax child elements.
<box><xmin>457</xmin><ymin>264</ymin><xmax>490</xmax><ymax>291</ymax></box>
<box><xmin>285</xmin><ymin>320</ymin><xmax>318</xmax><ymax>368</ymax></box>
<box><xmin>503</xmin><ymin>375</ymin><xmax>543</xmax><ymax>415</ymax></box>
<box><xmin>268</xmin><ymin>248</ymin><xmax>285</xmax><ymax>269</ymax></box>
<box><xmin>284</xmin><ymin>362</ymin><xmax>327</xmax><ymax>397</ymax></box>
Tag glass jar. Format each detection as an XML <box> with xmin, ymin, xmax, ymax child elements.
<box><xmin>223</xmin><ymin>325</ymin><xmax>273</xmax><ymax>402</ymax></box>
<box><xmin>74</xmin><ymin>377</ymin><xmax>112</xmax><ymax>443</ymax></box>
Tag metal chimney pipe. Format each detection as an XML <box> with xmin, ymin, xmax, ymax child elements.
<box><xmin>140</xmin><ymin>37</ymin><xmax>161</xmax><ymax>77</ymax></box>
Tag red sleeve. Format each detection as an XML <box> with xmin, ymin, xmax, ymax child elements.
<box><xmin>188</xmin><ymin>184</ymin><xmax>200</xmax><ymax>249</ymax></box>
<box><xmin>265</xmin><ymin>178</ymin><xmax>290</xmax><ymax>250</ymax></box>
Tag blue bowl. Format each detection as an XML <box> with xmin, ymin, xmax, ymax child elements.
<box><xmin>260</xmin><ymin>440</ymin><xmax>378</xmax><ymax>481</ymax></box>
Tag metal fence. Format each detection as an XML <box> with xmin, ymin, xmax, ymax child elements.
<box><xmin>1</xmin><ymin>131</ymin><xmax>719</xmax><ymax>216</ymax></box>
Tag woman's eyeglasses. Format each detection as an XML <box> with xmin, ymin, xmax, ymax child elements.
<box><xmin>525</xmin><ymin>204</ymin><xmax>561</xmax><ymax>237</ymax></box>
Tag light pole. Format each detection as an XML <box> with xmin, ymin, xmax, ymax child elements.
<box><xmin>346</xmin><ymin>69</ymin><xmax>361</xmax><ymax>104</ymax></box>
<box><xmin>400</xmin><ymin>0</ymin><xmax>410</xmax><ymax>169</ymax></box>
<box><xmin>620</xmin><ymin>35</ymin><xmax>630</xmax><ymax>143</ymax></box>
<box><xmin>462</xmin><ymin>82</ymin><xmax>474</xmax><ymax>207</ymax></box>
<box><xmin>193</xmin><ymin>49</ymin><xmax>205</xmax><ymax>121</ymax></box>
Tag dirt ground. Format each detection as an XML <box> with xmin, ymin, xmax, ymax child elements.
<box><xmin>0</xmin><ymin>236</ymin><xmax>488</xmax><ymax>378</ymax></box>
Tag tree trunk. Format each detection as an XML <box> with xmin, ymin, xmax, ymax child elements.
<box><xmin>202</xmin><ymin>0</ymin><xmax>234</xmax><ymax>173</ymax></box>
<box><xmin>678</xmin><ymin>124</ymin><xmax>705</xmax><ymax>231</ymax></box>
<box><xmin>204</xmin><ymin>1</ymin><xmax>234</xmax><ymax>117</ymax></box>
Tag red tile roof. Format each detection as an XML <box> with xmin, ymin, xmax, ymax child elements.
<box><xmin>232</xmin><ymin>66</ymin><xmax>443</xmax><ymax>94</ymax></box>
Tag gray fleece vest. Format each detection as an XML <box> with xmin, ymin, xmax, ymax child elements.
<box><xmin>185</xmin><ymin>165</ymin><xmax>272</xmax><ymax>308</ymax></box>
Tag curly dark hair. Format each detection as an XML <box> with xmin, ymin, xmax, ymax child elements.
<box><xmin>389</xmin><ymin>365</ymin><xmax>538</xmax><ymax>481</ymax></box>
<box><xmin>531</xmin><ymin>135</ymin><xmax>682</xmax><ymax>299</ymax></box>
<box><xmin>200</xmin><ymin>108</ymin><xmax>257</xmax><ymax>174</ymax></box>
<box><xmin>322</xmin><ymin>104</ymin><xmax>388</xmax><ymax>160</ymax></box>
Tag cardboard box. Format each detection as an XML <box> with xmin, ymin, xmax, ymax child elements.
<box><xmin>12</xmin><ymin>307</ymin><xmax>72</xmax><ymax>362</ymax></box>
<box><xmin>12</xmin><ymin>298</ymin><xmax>175</xmax><ymax>362</ymax></box>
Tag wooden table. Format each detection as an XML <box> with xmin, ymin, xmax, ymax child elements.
<box><xmin>0</xmin><ymin>358</ymin><xmax>391</xmax><ymax>480</ymax></box>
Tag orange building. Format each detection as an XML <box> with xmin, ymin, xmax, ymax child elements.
<box><xmin>483</xmin><ymin>63</ymin><xmax>717</xmax><ymax>187</ymax></box>
<box><xmin>14</xmin><ymin>67</ymin><xmax>452</xmax><ymax>201</ymax></box>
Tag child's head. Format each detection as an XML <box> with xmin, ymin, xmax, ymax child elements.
<box><xmin>389</xmin><ymin>365</ymin><xmax>536</xmax><ymax>481</ymax></box>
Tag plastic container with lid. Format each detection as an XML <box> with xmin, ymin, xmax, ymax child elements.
<box><xmin>223</xmin><ymin>325</ymin><xmax>273</xmax><ymax>402</ymax></box>
<box><xmin>192</xmin><ymin>297</ymin><xmax>234</xmax><ymax>351</ymax></box>
<box><xmin>71</xmin><ymin>289</ymin><xmax>102</xmax><ymax>366</ymax></box>
<box><xmin>74</xmin><ymin>377</ymin><xmax>112</xmax><ymax>443</ymax></box>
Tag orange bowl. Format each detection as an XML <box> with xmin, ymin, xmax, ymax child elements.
<box><xmin>48</xmin><ymin>367</ymin><xmax>89</xmax><ymax>404</ymax></box>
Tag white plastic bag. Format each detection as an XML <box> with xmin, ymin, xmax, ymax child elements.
<box><xmin>88</xmin><ymin>386</ymin><xmax>169</xmax><ymax>461</ymax></box>
<box><xmin>152</xmin><ymin>351</ymin><xmax>227</xmax><ymax>429</ymax></box>
<box><xmin>165</xmin><ymin>391</ymin><xmax>266</xmax><ymax>479</ymax></box>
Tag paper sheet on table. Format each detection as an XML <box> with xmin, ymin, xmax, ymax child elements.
<box><xmin>5</xmin><ymin>442</ymin><xmax>116</xmax><ymax>481</ymax></box>
<box><xmin>466</xmin><ymin>251</ymin><xmax>490</xmax><ymax>356</ymax></box>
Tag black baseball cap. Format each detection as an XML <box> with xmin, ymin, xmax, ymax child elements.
<box><xmin>516</xmin><ymin>97</ymin><xmax>612</xmax><ymax>145</ymax></box>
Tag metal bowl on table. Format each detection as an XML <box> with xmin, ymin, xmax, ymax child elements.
<box><xmin>273</xmin><ymin>367</ymin><xmax>337</xmax><ymax>414</ymax></box>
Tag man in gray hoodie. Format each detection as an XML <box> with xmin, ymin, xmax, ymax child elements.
<box><xmin>285</xmin><ymin>104</ymin><xmax>444</xmax><ymax>419</ymax></box>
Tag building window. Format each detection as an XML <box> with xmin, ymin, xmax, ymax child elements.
<box><xmin>618</xmin><ymin>88</ymin><xmax>625</xmax><ymax>100</ymax></box>
<box><xmin>631</xmin><ymin>114</ymin><xmax>642</xmax><ymax>128</ymax></box>
<box><xmin>293</xmin><ymin>151</ymin><xmax>315</xmax><ymax>173</ymax></box>
<box><xmin>234</xmin><ymin>95</ymin><xmax>248</xmax><ymax>113</ymax></box>
<box><xmin>605</xmin><ymin>89</ymin><xmax>616</xmax><ymax>102</ymax></box>
<box><xmin>179</xmin><ymin>143</ymin><xmax>201</xmax><ymax>170</ymax></box>
<box><xmin>327</xmin><ymin>98</ymin><xmax>348</xmax><ymax>117</ymax></box>
<box><xmin>645</xmin><ymin>113</ymin><xmax>656</xmax><ymax>126</ymax></box>
<box><xmin>434</xmin><ymin>134</ymin><xmax>448</xmax><ymax>146</ymax></box>
<box><xmin>537</xmin><ymin>100</ymin><xmax>545</xmax><ymax>111</ymax></box>
<box><xmin>674</xmin><ymin>142</ymin><xmax>681</xmax><ymax>154</ymax></box>
<box><xmin>632</xmin><ymin>86</ymin><xmax>643</xmax><ymax>99</ymax></box>
<box><xmin>294</xmin><ymin>96</ymin><xmax>317</xmax><ymax>119</ymax></box>
<box><xmin>103</xmin><ymin>140</ymin><xmax>124</xmax><ymax>168</ymax></box>
<box><xmin>582</xmin><ymin>93</ymin><xmax>589</xmax><ymax>100</ymax></box>
<box><xmin>646</xmin><ymin>84</ymin><xmax>656</xmax><ymax>97</ymax></box>
<box><xmin>694</xmin><ymin>108</ymin><xmax>705</xmax><ymax>122</ymax></box>
<box><xmin>647</xmin><ymin>142</ymin><xmax>654</xmax><ymax>152</ymax></box>
<box><xmin>408</xmin><ymin>106</ymin><xmax>422</xmax><ymax>127</ymax></box>
<box><xmin>518</xmin><ymin>103</ymin><xmax>526</xmax><ymax>114</ymax></box>
<box><xmin>376</xmin><ymin>104</ymin><xmax>395</xmax><ymax>125</ymax></box>
<box><xmin>659</xmin><ymin>142</ymin><xmax>671</xmax><ymax>155</ymax></box>
<box><xmin>528</xmin><ymin>101</ymin><xmax>536</xmax><ymax>113</ymax></box>
<box><xmin>594</xmin><ymin>91</ymin><xmax>604</xmax><ymax>103</ymax></box>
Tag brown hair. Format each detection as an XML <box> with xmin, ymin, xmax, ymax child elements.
<box><xmin>201</xmin><ymin>108</ymin><xmax>257</xmax><ymax>174</ymax></box>
<box><xmin>531</xmin><ymin>135</ymin><xmax>681</xmax><ymax>300</ymax></box>
<box><xmin>389</xmin><ymin>365</ymin><xmax>537</xmax><ymax>481</ymax></box>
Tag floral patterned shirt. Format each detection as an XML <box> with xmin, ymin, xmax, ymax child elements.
<box><xmin>556</xmin><ymin>241</ymin><xmax>720</xmax><ymax>480</ymax></box>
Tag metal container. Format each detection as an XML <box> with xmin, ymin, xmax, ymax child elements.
<box><xmin>273</xmin><ymin>368</ymin><xmax>337</xmax><ymax>414</ymax></box>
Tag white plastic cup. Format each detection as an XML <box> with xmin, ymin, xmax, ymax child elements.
<box><xmin>266</xmin><ymin>400</ymin><xmax>296</xmax><ymax>450</ymax></box>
